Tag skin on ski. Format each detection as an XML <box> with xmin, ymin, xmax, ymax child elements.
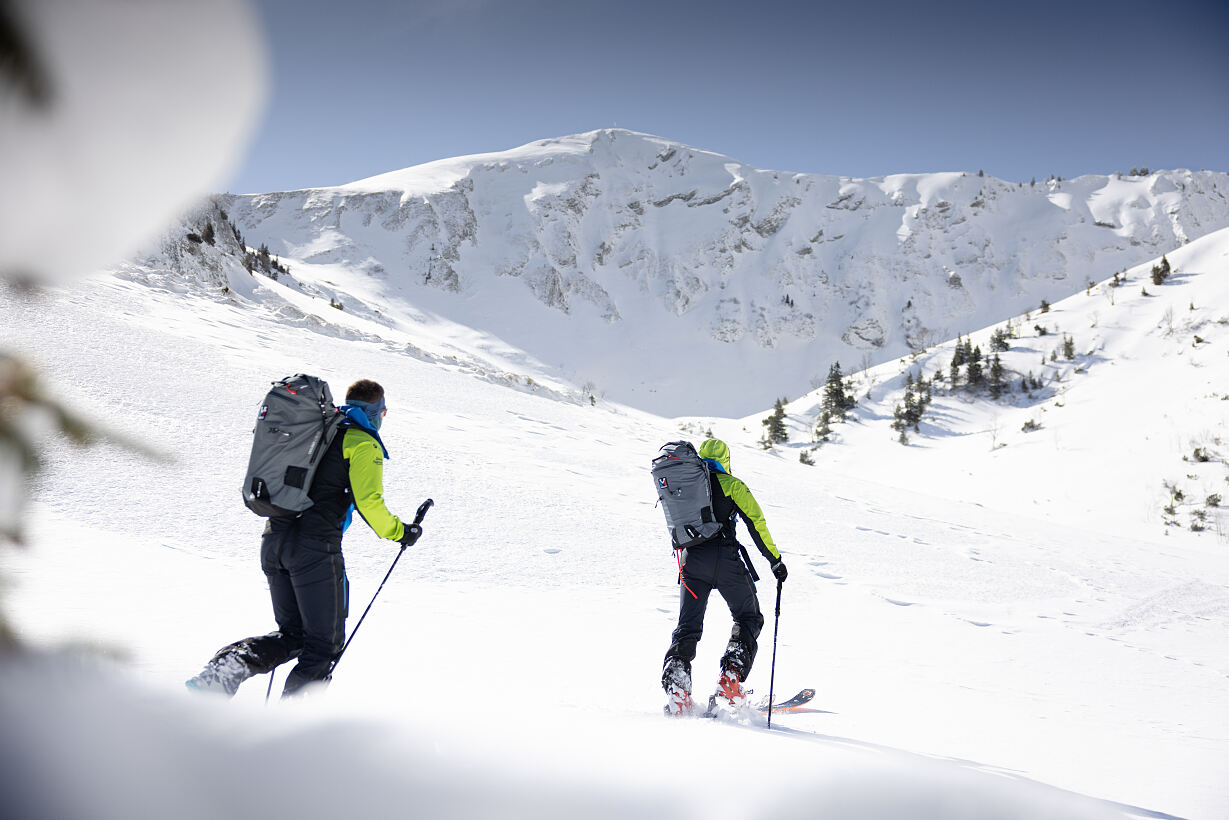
<box><xmin>755</xmin><ymin>688</ymin><xmax>815</xmax><ymax>713</ymax></box>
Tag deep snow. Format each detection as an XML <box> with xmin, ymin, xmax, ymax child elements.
<box><xmin>2</xmin><ymin>224</ymin><xmax>1227</xmax><ymax>817</ymax></box>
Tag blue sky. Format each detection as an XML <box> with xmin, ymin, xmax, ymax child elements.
<box><xmin>225</xmin><ymin>0</ymin><xmax>1229</xmax><ymax>193</ymax></box>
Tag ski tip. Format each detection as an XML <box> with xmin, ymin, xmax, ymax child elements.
<box><xmin>757</xmin><ymin>687</ymin><xmax>817</xmax><ymax>713</ymax></box>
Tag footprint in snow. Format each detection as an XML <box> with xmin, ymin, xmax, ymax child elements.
<box><xmin>543</xmin><ymin>548</ymin><xmax>562</xmax><ymax>555</ymax></box>
<box><xmin>884</xmin><ymin>598</ymin><xmax>915</xmax><ymax>607</ymax></box>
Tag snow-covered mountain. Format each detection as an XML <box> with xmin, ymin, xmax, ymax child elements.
<box><xmin>207</xmin><ymin>129</ymin><xmax>1229</xmax><ymax>415</ymax></box>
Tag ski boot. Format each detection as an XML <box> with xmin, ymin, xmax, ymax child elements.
<box><xmin>704</xmin><ymin>666</ymin><xmax>749</xmax><ymax>717</ymax></box>
<box><xmin>184</xmin><ymin>651</ymin><xmax>250</xmax><ymax>697</ymax></box>
<box><xmin>662</xmin><ymin>657</ymin><xmax>695</xmax><ymax>717</ymax></box>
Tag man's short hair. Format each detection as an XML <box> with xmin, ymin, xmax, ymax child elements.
<box><xmin>346</xmin><ymin>379</ymin><xmax>384</xmax><ymax>403</ymax></box>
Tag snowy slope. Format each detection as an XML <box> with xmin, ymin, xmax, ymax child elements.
<box><xmin>771</xmin><ymin>225</ymin><xmax>1229</xmax><ymax>543</ymax></box>
<box><xmin>214</xmin><ymin>129</ymin><xmax>1229</xmax><ymax>415</ymax></box>
<box><xmin>2</xmin><ymin>228</ymin><xmax>1228</xmax><ymax>817</ymax></box>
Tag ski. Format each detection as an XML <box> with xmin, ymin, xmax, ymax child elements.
<box><xmin>664</xmin><ymin>687</ymin><xmax>815</xmax><ymax>719</ymax></box>
<box><xmin>755</xmin><ymin>687</ymin><xmax>815</xmax><ymax>713</ymax></box>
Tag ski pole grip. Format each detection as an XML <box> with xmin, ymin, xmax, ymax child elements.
<box><xmin>413</xmin><ymin>498</ymin><xmax>434</xmax><ymax>525</ymax></box>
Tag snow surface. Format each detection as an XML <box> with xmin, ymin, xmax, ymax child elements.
<box><xmin>2</xmin><ymin>222</ymin><xmax>1228</xmax><ymax>818</ymax></box>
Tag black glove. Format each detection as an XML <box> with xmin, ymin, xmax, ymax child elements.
<box><xmin>770</xmin><ymin>558</ymin><xmax>788</xmax><ymax>583</ymax></box>
<box><xmin>398</xmin><ymin>523</ymin><xmax>422</xmax><ymax>548</ymax></box>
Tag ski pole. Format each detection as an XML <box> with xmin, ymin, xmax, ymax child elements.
<box><xmin>329</xmin><ymin>498</ymin><xmax>433</xmax><ymax>675</ymax></box>
<box><xmin>766</xmin><ymin>579</ymin><xmax>782</xmax><ymax>729</ymax></box>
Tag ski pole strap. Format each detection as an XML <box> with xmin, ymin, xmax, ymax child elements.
<box><xmin>736</xmin><ymin>542</ymin><xmax>761</xmax><ymax>583</ymax></box>
<box><xmin>675</xmin><ymin>548</ymin><xmax>698</xmax><ymax>599</ymax></box>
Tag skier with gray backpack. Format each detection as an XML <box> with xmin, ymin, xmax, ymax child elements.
<box><xmin>653</xmin><ymin>438</ymin><xmax>787</xmax><ymax>717</ymax></box>
<box><xmin>186</xmin><ymin>375</ymin><xmax>427</xmax><ymax>698</ymax></box>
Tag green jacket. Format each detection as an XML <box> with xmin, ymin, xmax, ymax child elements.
<box><xmin>697</xmin><ymin>438</ymin><xmax>781</xmax><ymax>561</ymax></box>
<box><xmin>343</xmin><ymin>427</ymin><xmax>404</xmax><ymax>541</ymax></box>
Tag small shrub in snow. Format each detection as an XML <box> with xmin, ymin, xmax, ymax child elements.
<box><xmin>1022</xmin><ymin>419</ymin><xmax>1042</xmax><ymax>433</ymax></box>
<box><xmin>1190</xmin><ymin>509</ymin><xmax>1208</xmax><ymax>531</ymax></box>
<box><xmin>1206</xmin><ymin>494</ymin><xmax>1221</xmax><ymax>508</ymax></box>
<box><xmin>1150</xmin><ymin>256</ymin><xmax>1172</xmax><ymax>286</ymax></box>
<box><xmin>799</xmin><ymin>449</ymin><xmax>815</xmax><ymax>466</ymax></box>
<box><xmin>815</xmin><ymin>410</ymin><xmax>833</xmax><ymax>443</ymax></box>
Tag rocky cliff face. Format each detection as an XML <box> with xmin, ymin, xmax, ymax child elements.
<box><xmin>203</xmin><ymin>130</ymin><xmax>1229</xmax><ymax>414</ymax></box>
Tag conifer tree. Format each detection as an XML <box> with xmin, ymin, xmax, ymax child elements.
<box><xmin>989</xmin><ymin>354</ymin><xmax>1005</xmax><ymax>399</ymax></box>
<box><xmin>952</xmin><ymin>336</ymin><xmax>969</xmax><ymax>368</ymax></box>
<box><xmin>891</xmin><ymin>370</ymin><xmax>928</xmax><ymax>438</ymax></box>
<box><xmin>990</xmin><ymin>326</ymin><xmax>1011</xmax><ymax>352</ymax></box>
<box><xmin>903</xmin><ymin>372</ymin><xmax>918</xmax><ymax>427</ymax></box>
<box><xmin>967</xmin><ymin>346</ymin><xmax>984</xmax><ymax>386</ymax></box>
<box><xmin>822</xmin><ymin>363</ymin><xmax>853</xmax><ymax>421</ymax></box>
<box><xmin>761</xmin><ymin>398</ymin><xmax>789</xmax><ymax>444</ymax></box>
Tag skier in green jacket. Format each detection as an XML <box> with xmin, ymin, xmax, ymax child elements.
<box><xmin>662</xmin><ymin>438</ymin><xmax>787</xmax><ymax>716</ymax></box>
<box><xmin>187</xmin><ymin>379</ymin><xmax>421</xmax><ymax>697</ymax></box>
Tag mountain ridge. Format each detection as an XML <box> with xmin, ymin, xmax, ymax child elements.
<box><xmin>187</xmin><ymin>129</ymin><xmax>1229</xmax><ymax>414</ymax></box>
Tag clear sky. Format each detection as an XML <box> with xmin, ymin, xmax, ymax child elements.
<box><xmin>224</xmin><ymin>0</ymin><xmax>1229</xmax><ymax>193</ymax></box>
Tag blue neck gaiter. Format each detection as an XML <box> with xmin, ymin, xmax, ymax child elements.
<box><xmin>348</xmin><ymin>396</ymin><xmax>386</xmax><ymax>431</ymax></box>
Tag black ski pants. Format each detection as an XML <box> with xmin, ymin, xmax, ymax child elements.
<box><xmin>258</xmin><ymin>520</ymin><xmax>349</xmax><ymax>696</ymax></box>
<box><xmin>664</xmin><ymin>540</ymin><xmax>763</xmax><ymax>680</ymax></box>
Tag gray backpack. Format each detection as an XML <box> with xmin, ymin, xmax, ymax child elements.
<box><xmin>651</xmin><ymin>441</ymin><xmax>724</xmax><ymax>548</ymax></box>
<box><xmin>242</xmin><ymin>374</ymin><xmax>343</xmax><ymax>517</ymax></box>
